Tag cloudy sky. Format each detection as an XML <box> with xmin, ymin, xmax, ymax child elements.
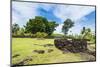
<box><xmin>12</xmin><ymin>1</ymin><xmax>96</xmax><ymax>34</ymax></box>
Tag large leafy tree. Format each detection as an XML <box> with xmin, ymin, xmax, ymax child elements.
<box><xmin>62</xmin><ymin>19</ymin><xmax>74</xmax><ymax>36</ymax></box>
<box><xmin>24</xmin><ymin>16</ymin><xmax>58</xmax><ymax>35</ymax></box>
<box><xmin>12</xmin><ymin>23</ymin><xmax>20</xmax><ymax>35</ymax></box>
<box><xmin>45</xmin><ymin>21</ymin><xmax>58</xmax><ymax>35</ymax></box>
<box><xmin>24</xmin><ymin>16</ymin><xmax>46</xmax><ymax>34</ymax></box>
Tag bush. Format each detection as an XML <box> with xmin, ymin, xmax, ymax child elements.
<box><xmin>17</xmin><ymin>30</ymin><xmax>25</xmax><ymax>36</ymax></box>
<box><xmin>50</xmin><ymin>34</ymin><xmax>63</xmax><ymax>38</ymax></box>
<box><xmin>24</xmin><ymin>33</ymin><xmax>35</xmax><ymax>37</ymax></box>
<box><xmin>12</xmin><ymin>33</ymin><xmax>35</xmax><ymax>38</ymax></box>
<box><xmin>35</xmin><ymin>32</ymin><xmax>48</xmax><ymax>38</ymax></box>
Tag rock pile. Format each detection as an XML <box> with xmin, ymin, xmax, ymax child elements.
<box><xmin>54</xmin><ymin>39</ymin><xmax>88</xmax><ymax>53</ymax></box>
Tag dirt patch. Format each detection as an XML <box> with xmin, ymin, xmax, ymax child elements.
<box><xmin>12</xmin><ymin>54</ymin><xmax>20</xmax><ymax>58</ymax></box>
<box><xmin>44</xmin><ymin>44</ymin><xmax>53</xmax><ymax>47</ymax></box>
<box><xmin>80</xmin><ymin>52</ymin><xmax>95</xmax><ymax>61</ymax></box>
<box><xmin>33</xmin><ymin>50</ymin><xmax>45</xmax><ymax>54</ymax></box>
<box><xmin>12</xmin><ymin>56</ymin><xmax>33</xmax><ymax>67</ymax></box>
<box><xmin>47</xmin><ymin>49</ymin><xmax>54</xmax><ymax>53</ymax></box>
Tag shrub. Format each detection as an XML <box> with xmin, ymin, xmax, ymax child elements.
<box><xmin>35</xmin><ymin>32</ymin><xmax>48</xmax><ymax>38</ymax></box>
<box><xmin>17</xmin><ymin>30</ymin><xmax>24</xmax><ymax>37</ymax></box>
<box><xmin>24</xmin><ymin>33</ymin><xmax>34</xmax><ymax>37</ymax></box>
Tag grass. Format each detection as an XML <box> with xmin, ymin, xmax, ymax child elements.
<box><xmin>12</xmin><ymin>38</ymin><xmax>95</xmax><ymax>65</ymax></box>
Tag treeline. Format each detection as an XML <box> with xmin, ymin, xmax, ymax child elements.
<box><xmin>68</xmin><ymin>27</ymin><xmax>95</xmax><ymax>43</ymax></box>
<box><xmin>12</xmin><ymin>16</ymin><xmax>59</xmax><ymax>38</ymax></box>
<box><xmin>12</xmin><ymin>16</ymin><xmax>95</xmax><ymax>43</ymax></box>
<box><xmin>12</xmin><ymin>16</ymin><xmax>75</xmax><ymax>38</ymax></box>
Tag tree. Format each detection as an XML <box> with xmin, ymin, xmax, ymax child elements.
<box><xmin>45</xmin><ymin>21</ymin><xmax>58</xmax><ymax>35</ymax></box>
<box><xmin>24</xmin><ymin>16</ymin><xmax>58</xmax><ymax>35</ymax></box>
<box><xmin>12</xmin><ymin>23</ymin><xmax>20</xmax><ymax>35</ymax></box>
<box><xmin>62</xmin><ymin>19</ymin><xmax>74</xmax><ymax>36</ymax></box>
<box><xmin>81</xmin><ymin>27</ymin><xmax>86</xmax><ymax>34</ymax></box>
<box><xmin>24</xmin><ymin>16</ymin><xmax>46</xmax><ymax>34</ymax></box>
<box><xmin>24</xmin><ymin>17</ymin><xmax>45</xmax><ymax>34</ymax></box>
<box><xmin>81</xmin><ymin>27</ymin><xmax>94</xmax><ymax>41</ymax></box>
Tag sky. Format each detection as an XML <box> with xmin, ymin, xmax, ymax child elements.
<box><xmin>12</xmin><ymin>1</ymin><xmax>96</xmax><ymax>35</ymax></box>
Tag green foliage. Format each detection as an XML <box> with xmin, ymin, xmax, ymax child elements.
<box><xmin>35</xmin><ymin>32</ymin><xmax>48</xmax><ymax>38</ymax></box>
<box><xmin>81</xmin><ymin>27</ymin><xmax>91</xmax><ymax>39</ymax></box>
<box><xmin>17</xmin><ymin>28</ymin><xmax>25</xmax><ymax>36</ymax></box>
<box><xmin>74</xmin><ymin>34</ymin><xmax>82</xmax><ymax>39</ymax></box>
<box><xmin>81</xmin><ymin>27</ymin><xmax>86</xmax><ymax>34</ymax></box>
<box><xmin>51</xmin><ymin>34</ymin><xmax>63</xmax><ymax>37</ymax></box>
<box><xmin>62</xmin><ymin>19</ymin><xmax>74</xmax><ymax>36</ymax></box>
<box><xmin>81</xmin><ymin>27</ymin><xmax>95</xmax><ymax>43</ymax></box>
<box><xmin>24</xmin><ymin>33</ymin><xmax>34</xmax><ymax>37</ymax></box>
<box><xmin>12</xmin><ymin>23</ymin><xmax>20</xmax><ymax>35</ymax></box>
<box><xmin>47</xmin><ymin>34</ymin><xmax>64</xmax><ymax>38</ymax></box>
<box><xmin>45</xmin><ymin>21</ymin><xmax>59</xmax><ymax>35</ymax></box>
<box><xmin>24</xmin><ymin>16</ymin><xmax>58</xmax><ymax>35</ymax></box>
<box><xmin>24</xmin><ymin>16</ymin><xmax>46</xmax><ymax>34</ymax></box>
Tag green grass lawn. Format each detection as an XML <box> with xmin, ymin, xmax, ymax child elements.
<box><xmin>12</xmin><ymin>38</ymin><xmax>95</xmax><ymax>65</ymax></box>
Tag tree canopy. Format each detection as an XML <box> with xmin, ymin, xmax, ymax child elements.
<box><xmin>62</xmin><ymin>19</ymin><xmax>74</xmax><ymax>36</ymax></box>
<box><xmin>12</xmin><ymin>23</ymin><xmax>20</xmax><ymax>35</ymax></box>
<box><xmin>24</xmin><ymin>16</ymin><xmax>58</xmax><ymax>35</ymax></box>
<box><xmin>81</xmin><ymin>27</ymin><xmax>94</xmax><ymax>40</ymax></box>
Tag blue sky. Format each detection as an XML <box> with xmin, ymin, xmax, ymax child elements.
<box><xmin>12</xmin><ymin>1</ymin><xmax>96</xmax><ymax>34</ymax></box>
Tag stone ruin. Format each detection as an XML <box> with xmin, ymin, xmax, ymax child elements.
<box><xmin>54</xmin><ymin>39</ymin><xmax>89</xmax><ymax>53</ymax></box>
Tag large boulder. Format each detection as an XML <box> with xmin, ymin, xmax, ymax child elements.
<box><xmin>54</xmin><ymin>39</ymin><xmax>88</xmax><ymax>53</ymax></box>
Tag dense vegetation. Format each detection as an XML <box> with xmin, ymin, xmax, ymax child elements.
<box><xmin>12</xmin><ymin>16</ymin><xmax>58</xmax><ymax>37</ymax></box>
<box><xmin>12</xmin><ymin>16</ymin><xmax>95</xmax><ymax>43</ymax></box>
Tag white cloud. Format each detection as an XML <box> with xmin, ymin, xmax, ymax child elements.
<box><xmin>12</xmin><ymin>2</ymin><xmax>38</xmax><ymax>18</ymax></box>
<box><xmin>12</xmin><ymin>2</ymin><xmax>56</xmax><ymax>26</ymax></box>
<box><xmin>53</xmin><ymin>5</ymin><xmax>95</xmax><ymax>22</ymax></box>
<box><xmin>54</xmin><ymin>23</ymin><xmax>82</xmax><ymax>35</ymax></box>
<box><xmin>12</xmin><ymin>1</ymin><xmax>39</xmax><ymax>26</ymax></box>
<box><xmin>68</xmin><ymin>22</ymin><xmax>83</xmax><ymax>35</ymax></box>
<box><xmin>12</xmin><ymin>2</ymin><xmax>55</xmax><ymax>26</ymax></box>
<box><xmin>53</xmin><ymin>5</ymin><xmax>95</xmax><ymax>34</ymax></box>
<box><xmin>54</xmin><ymin>24</ymin><xmax>63</xmax><ymax>34</ymax></box>
<box><xmin>12</xmin><ymin>2</ymin><xmax>95</xmax><ymax>34</ymax></box>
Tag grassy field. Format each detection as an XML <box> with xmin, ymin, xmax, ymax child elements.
<box><xmin>12</xmin><ymin>38</ymin><xmax>95</xmax><ymax>65</ymax></box>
